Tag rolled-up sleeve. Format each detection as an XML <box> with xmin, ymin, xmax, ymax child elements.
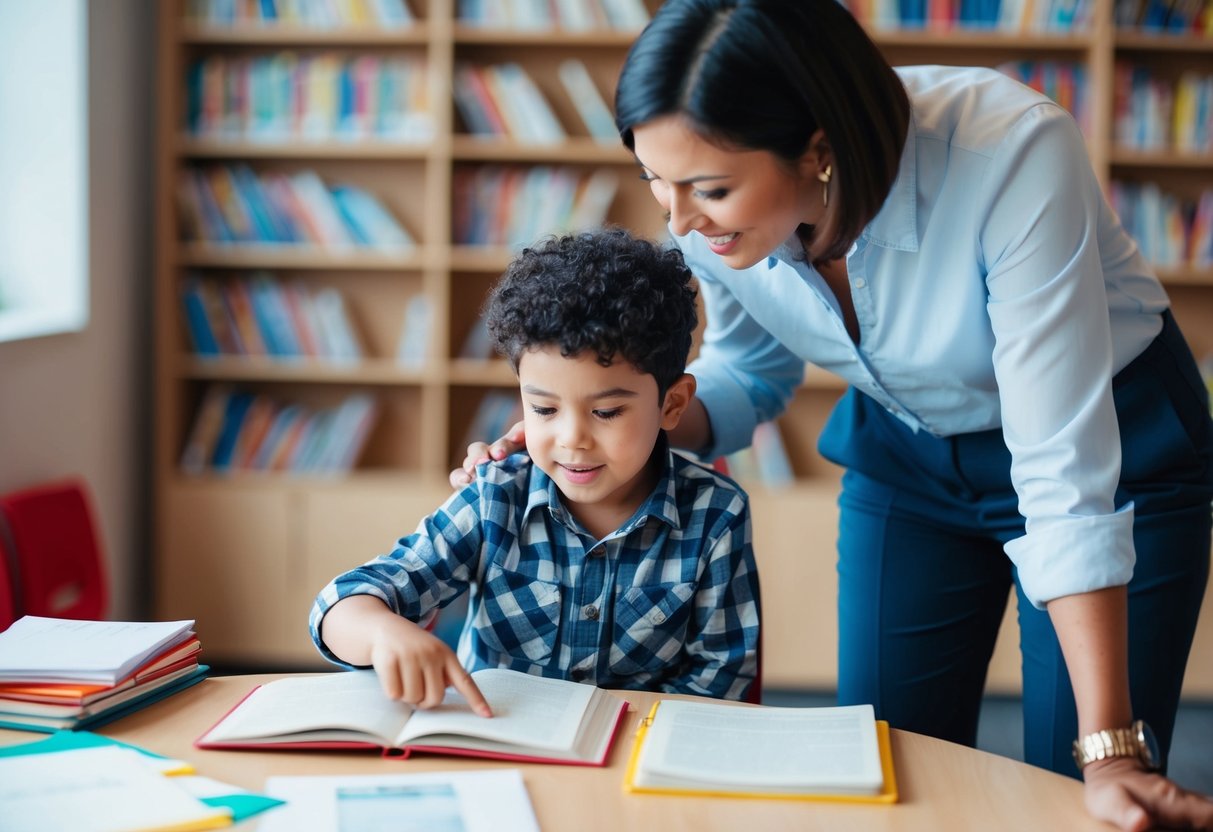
<box><xmin>980</xmin><ymin>103</ymin><xmax>1135</xmax><ymax>608</ymax></box>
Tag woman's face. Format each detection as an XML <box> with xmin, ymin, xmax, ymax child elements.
<box><xmin>631</xmin><ymin>115</ymin><xmax>824</xmax><ymax>269</ymax></box>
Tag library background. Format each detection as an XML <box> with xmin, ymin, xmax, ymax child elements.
<box><xmin>157</xmin><ymin>0</ymin><xmax>1213</xmax><ymax>718</ymax></box>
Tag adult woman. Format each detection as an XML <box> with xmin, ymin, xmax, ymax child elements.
<box><xmin>454</xmin><ymin>1</ymin><xmax>1213</xmax><ymax>827</ymax></box>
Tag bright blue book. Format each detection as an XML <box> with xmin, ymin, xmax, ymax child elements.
<box><xmin>211</xmin><ymin>392</ymin><xmax>256</xmax><ymax>470</ymax></box>
<box><xmin>180</xmin><ymin>277</ymin><xmax>222</xmax><ymax>356</ymax></box>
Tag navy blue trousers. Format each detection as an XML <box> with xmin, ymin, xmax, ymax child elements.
<box><xmin>818</xmin><ymin>311</ymin><xmax>1213</xmax><ymax>777</ymax></box>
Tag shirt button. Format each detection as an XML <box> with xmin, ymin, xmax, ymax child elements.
<box><xmin>852</xmin><ymin>277</ymin><xmax>867</xmax><ymax>289</ymax></box>
<box><xmin>583</xmin><ymin>604</ymin><xmax>599</xmax><ymax>621</ymax></box>
<box><xmin>589</xmin><ymin>546</ymin><xmax>605</xmax><ymax>558</ymax></box>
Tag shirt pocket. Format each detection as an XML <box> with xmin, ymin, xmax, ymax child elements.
<box><xmin>608</xmin><ymin>582</ymin><xmax>696</xmax><ymax>675</ymax></box>
<box><xmin>471</xmin><ymin>564</ymin><xmax>562</xmax><ymax>667</ymax></box>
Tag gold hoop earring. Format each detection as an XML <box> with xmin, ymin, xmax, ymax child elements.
<box><xmin>817</xmin><ymin>164</ymin><xmax>832</xmax><ymax>207</ymax></box>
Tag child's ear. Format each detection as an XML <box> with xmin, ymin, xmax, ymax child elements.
<box><xmin>659</xmin><ymin>373</ymin><xmax>697</xmax><ymax>430</ymax></box>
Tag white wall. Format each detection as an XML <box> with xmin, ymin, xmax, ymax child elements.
<box><xmin>0</xmin><ymin>1</ymin><xmax>154</xmax><ymax>618</ymax></box>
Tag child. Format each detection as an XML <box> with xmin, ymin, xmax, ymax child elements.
<box><xmin>310</xmin><ymin>228</ymin><xmax>761</xmax><ymax>715</ymax></box>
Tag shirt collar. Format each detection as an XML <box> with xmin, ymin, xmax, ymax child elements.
<box><xmin>521</xmin><ymin>434</ymin><xmax>684</xmax><ymax>535</ymax></box>
<box><xmin>858</xmin><ymin>111</ymin><xmax>919</xmax><ymax>252</ymax></box>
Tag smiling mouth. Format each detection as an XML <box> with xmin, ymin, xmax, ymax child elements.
<box><xmin>560</xmin><ymin>463</ymin><xmax>602</xmax><ymax>473</ymax></box>
<box><xmin>705</xmin><ymin>232</ymin><xmax>739</xmax><ymax>245</ymax></box>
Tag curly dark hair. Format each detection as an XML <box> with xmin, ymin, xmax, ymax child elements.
<box><xmin>485</xmin><ymin>228</ymin><xmax>698</xmax><ymax>397</ymax></box>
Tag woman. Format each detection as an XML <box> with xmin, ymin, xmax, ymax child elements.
<box><xmin>454</xmin><ymin>1</ymin><xmax>1213</xmax><ymax>827</ymax></box>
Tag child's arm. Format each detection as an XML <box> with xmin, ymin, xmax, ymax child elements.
<box><xmin>309</xmin><ymin>481</ymin><xmax>495</xmax><ymax>713</ymax></box>
<box><xmin>661</xmin><ymin>509</ymin><xmax>762</xmax><ymax>701</ymax></box>
<box><xmin>320</xmin><ymin>594</ymin><xmax>491</xmax><ymax>716</ymax></box>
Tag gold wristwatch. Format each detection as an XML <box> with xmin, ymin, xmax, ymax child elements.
<box><xmin>1072</xmin><ymin>720</ymin><xmax>1160</xmax><ymax>771</ymax></box>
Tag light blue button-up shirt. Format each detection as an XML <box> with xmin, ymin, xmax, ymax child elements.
<box><xmin>679</xmin><ymin>65</ymin><xmax>1170</xmax><ymax>608</ymax></box>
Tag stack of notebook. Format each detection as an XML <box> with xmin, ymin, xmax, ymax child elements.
<box><xmin>0</xmin><ymin>616</ymin><xmax>208</xmax><ymax>732</ymax></box>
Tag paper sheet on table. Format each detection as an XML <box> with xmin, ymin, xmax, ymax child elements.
<box><xmin>257</xmin><ymin>769</ymin><xmax>539</xmax><ymax>832</ymax></box>
<box><xmin>0</xmin><ymin>745</ymin><xmax>230</xmax><ymax>832</ymax></box>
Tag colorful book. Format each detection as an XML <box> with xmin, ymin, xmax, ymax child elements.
<box><xmin>195</xmin><ymin>668</ymin><xmax>627</xmax><ymax>766</ymax></box>
<box><xmin>624</xmin><ymin>699</ymin><xmax>898</xmax><ymax>803</ymax></box>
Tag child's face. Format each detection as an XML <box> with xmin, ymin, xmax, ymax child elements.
<box><xmin>517</xmin><ymin>346</ymin><xmax>686</xmax><ymax>536</ymax></box>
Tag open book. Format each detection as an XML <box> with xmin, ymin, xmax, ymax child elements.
<box><xmin>196</xmin><ymin>669</ymin><xmax>627</xmax><ymax>766</ymax></box>
<box><xmin>624</xmin><ymin>700</ymin><xmax>898</xmax><ymax>803</ymax></box>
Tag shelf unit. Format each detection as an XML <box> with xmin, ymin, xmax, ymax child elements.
<box><xmin>153</xmin><ymin>0</ymin><xmax>1213</xmax><ymax>695</ymax></box>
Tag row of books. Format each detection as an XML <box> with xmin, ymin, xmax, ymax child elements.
<box><xmin>843</xmin><ymin>0</ymin><xmax>1092</xmax><ymax>32</ymax></box>
<box><xmin>454</xmin><ymin>59</ymin><xmax>616</xmax><ymax>144</ymax></box>
<box><xmin>1111</xmin><ymin>184</ymin><xmax>1213</xmax><ymax>267</ymax></box>
<box><xmin>1114</xmin><ymin>65</ymin><xmax>1213</xmax><ymax>153</ymax></box>
<box><xmin>181</xmin><ymin>387</ymin><xmax>379</xmax><ymax>474</ymax></box>
<box><xmin>185</xmin><ymin>53</ymin><xmax>433</xmax><ymax>143</ymax></box>
<box><xmin>177</xmin><ymin>164</ymin><xmax>416</xmax><ymax>248</ymax></box>
<box><xmin>185</xmin><ymin>0</ymin><xmax>415</xmax><ymax>27</ymax></box>
<box><xmin>452</xmin><ymin>165</ymin><xmax>619</xmax><ymax>246</ymax></box>
<box><xmin>1115</xmin><ymin>0</ymin><xmax>1213</xmax><ymax>33</ymax></box>
<box><xmin>181</xmin><ymin>272</ymin><xmax>365</xmax><ymax>360</ymax></box>
<box><xmin>0</xmin><ymin>617</ymin><xmax>205</xmax><ymax>733</ymax></box>
<box><xmin>997</xmin><ymin>61</ymin><xmax>1090</xmax><ymax>135</ymax></box>
<box><xmin>457</xmin><ymin>0</ymin><xmax>650</xmax><ymax>30</ymax></box>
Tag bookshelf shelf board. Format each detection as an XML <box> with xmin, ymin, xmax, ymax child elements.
<box><xmin>1155</xmin><ymin>267</ymin><xmax>1213</xmax><ymax>286</ymax></box>
<box><xmin>868</xmin><ymin>29</ymin><xmax>1093</xmax><ymax>50</ymax></box>
<box><xmin>1114</xmin><ymin>31</ymin><xmax>1213</xmax><ymax>52</ymax></box>
<box><xmin>448</xmin><ymin>359</ymin><xmax>516</xmax><ymax>386</ymax></box>
<box><xmin>179</xmin><ymin>243</ymin><xmax>433</xmax><ymax>270</ymax></box>
<box><xmin>452</xmin><ymin>26</ymin><xmax>640</xmax><ymax>46</ymax></box>
<box><xmin>179</xmin><ymin>24</ymin><xmax>431</xmax><ymax>46</ymax></box>
<box><xmin>451</xmin><ymin>137</ymin><xmax>630</xmax><ymax>163</ymax></box>
<box><xmin>449</xmin><ymin>246</ymin><xmax>515</xmax><ymax>272</ymax></box>
<box><xmin>178</xmin><ymin>138</ymin><xmax>432</xmax><ymax>160</ymax></box>
<box><xmin>171</xmin><ymin>468</ymin><xmax>449</xmax><ymax>491</ymax></box>
<box><xmin>179</xmin><ymin>355</ymin><xmax>434</xmax><ymax>385</ymax></box>
<box><xmin>1109</xmin><ymin>148</ymin><xmax>1213</xmax><ymax>169</ymax></box>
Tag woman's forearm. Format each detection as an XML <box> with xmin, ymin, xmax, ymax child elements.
<box><xmin>1046</xmin><ymin>585</ymin><xmax>1134</xmax><ymax>736</ymax></box>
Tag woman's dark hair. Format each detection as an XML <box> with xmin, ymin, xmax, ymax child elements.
<box><xmin>615</xmin><ymin>0</ymin><xmax>909</xmax><ymax>262</ymax></box>
<box><xmin>485</xmin><ymin>228</ymin><xmax>698</xmax><ymax>398</ymax></box>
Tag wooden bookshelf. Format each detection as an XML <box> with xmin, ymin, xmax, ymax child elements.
<box><xmin>153</xmin><ymin>0</ymin><xmax>1213</xmax><ymax>696</ymax></box>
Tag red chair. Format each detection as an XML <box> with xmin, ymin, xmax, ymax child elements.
<box><xmin>0</xmin><ymin>478</ymin><xmax>109</xmax><ymax>621</ymax></box>
<box><xmin>0</xmin><ymin>523</ymin><xmax>18</xmax><ymax>631</ymax></box>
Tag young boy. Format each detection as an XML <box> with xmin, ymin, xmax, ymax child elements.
<box><xmin>310</xmin><ymin>228</ymin><xmax>760</xmax><ymax>715</ymax></box>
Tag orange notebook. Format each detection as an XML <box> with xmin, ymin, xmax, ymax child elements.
<box><xmin>623</xmin><ymin>700</ymin><xmax>898</xmax><ymax>803</ymax></box>
<box><xmin>195</xmin><ymin>668</ymin><xmax>627</xmax><ymax>767</ymax></box>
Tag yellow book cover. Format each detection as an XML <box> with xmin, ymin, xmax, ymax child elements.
<box><xmin>623</xmin><ymin>700</ymin><xmax>898</xmax><ymax>804</ymax></box>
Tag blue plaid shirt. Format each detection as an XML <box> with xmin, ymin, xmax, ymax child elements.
<box><xmin>310</xmin><ymin>445</ymin><xmax>761</xmax><ymax>700</ymax></box>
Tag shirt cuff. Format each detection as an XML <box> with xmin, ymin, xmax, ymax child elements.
<box><xmin>1005</xmin><ymin>502</ymin><xmax>1136</xmax><ymax>609</ymax></box>
<box><xmin>693</xmin><ymin>368</ymin><xmax>761</xmax><ymax>460</ymax></box>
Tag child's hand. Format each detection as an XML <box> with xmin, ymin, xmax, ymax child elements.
<box><xmin>367</xmin><ymin>616</ymin><xmax>492</xmax><ymax>717</ymax></box>
<box><xmin>448</xmin><ymin>420</ymin><xmax>527</xmax><ymax>488</ymax></box>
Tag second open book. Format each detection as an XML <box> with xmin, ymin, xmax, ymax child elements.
<box><xmin>195</xmin><ymin>668</ymin><xmax>627</xmax><ymax>766</ymax></box>
<box><xmin>624</xmin><ymin>700</ymin><xmax>899</xmax><ymax>803</ymax></box>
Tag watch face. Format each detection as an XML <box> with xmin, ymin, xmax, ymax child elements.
<box><xmin>1136</xmin><ymin>720</ymin><xmax>1161</xmax><ymax>770</ymax></box>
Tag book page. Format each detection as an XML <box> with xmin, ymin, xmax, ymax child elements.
<box><xmin>637</xmin><ymin>701</ymin><xmax>883</xmax><ymax>793</ymax></box>
<box><xmin>202</xmin><ymin>671</ymin><xmax>413</xmax><ymax>746</ymax></box>
<box><xmin>399</xmin><ymin>669</ymin><xmax>594</xmax><ymax>753</ymax></box>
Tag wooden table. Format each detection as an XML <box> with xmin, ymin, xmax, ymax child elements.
<box><xmin>0</xmin><ymin>674</ymin><xmax>1112</xmax><ymax>831</ymax></box>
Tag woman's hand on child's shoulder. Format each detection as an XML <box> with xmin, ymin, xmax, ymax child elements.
<box><xmin>448</xmin><ymin>420</ymin><xmax>527</xmax><ymax>488</ymax></box>
<box><xmin>368</xmin><ymin>616</ymin><xmax>492</xmax><ymax>717</ymax></box>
